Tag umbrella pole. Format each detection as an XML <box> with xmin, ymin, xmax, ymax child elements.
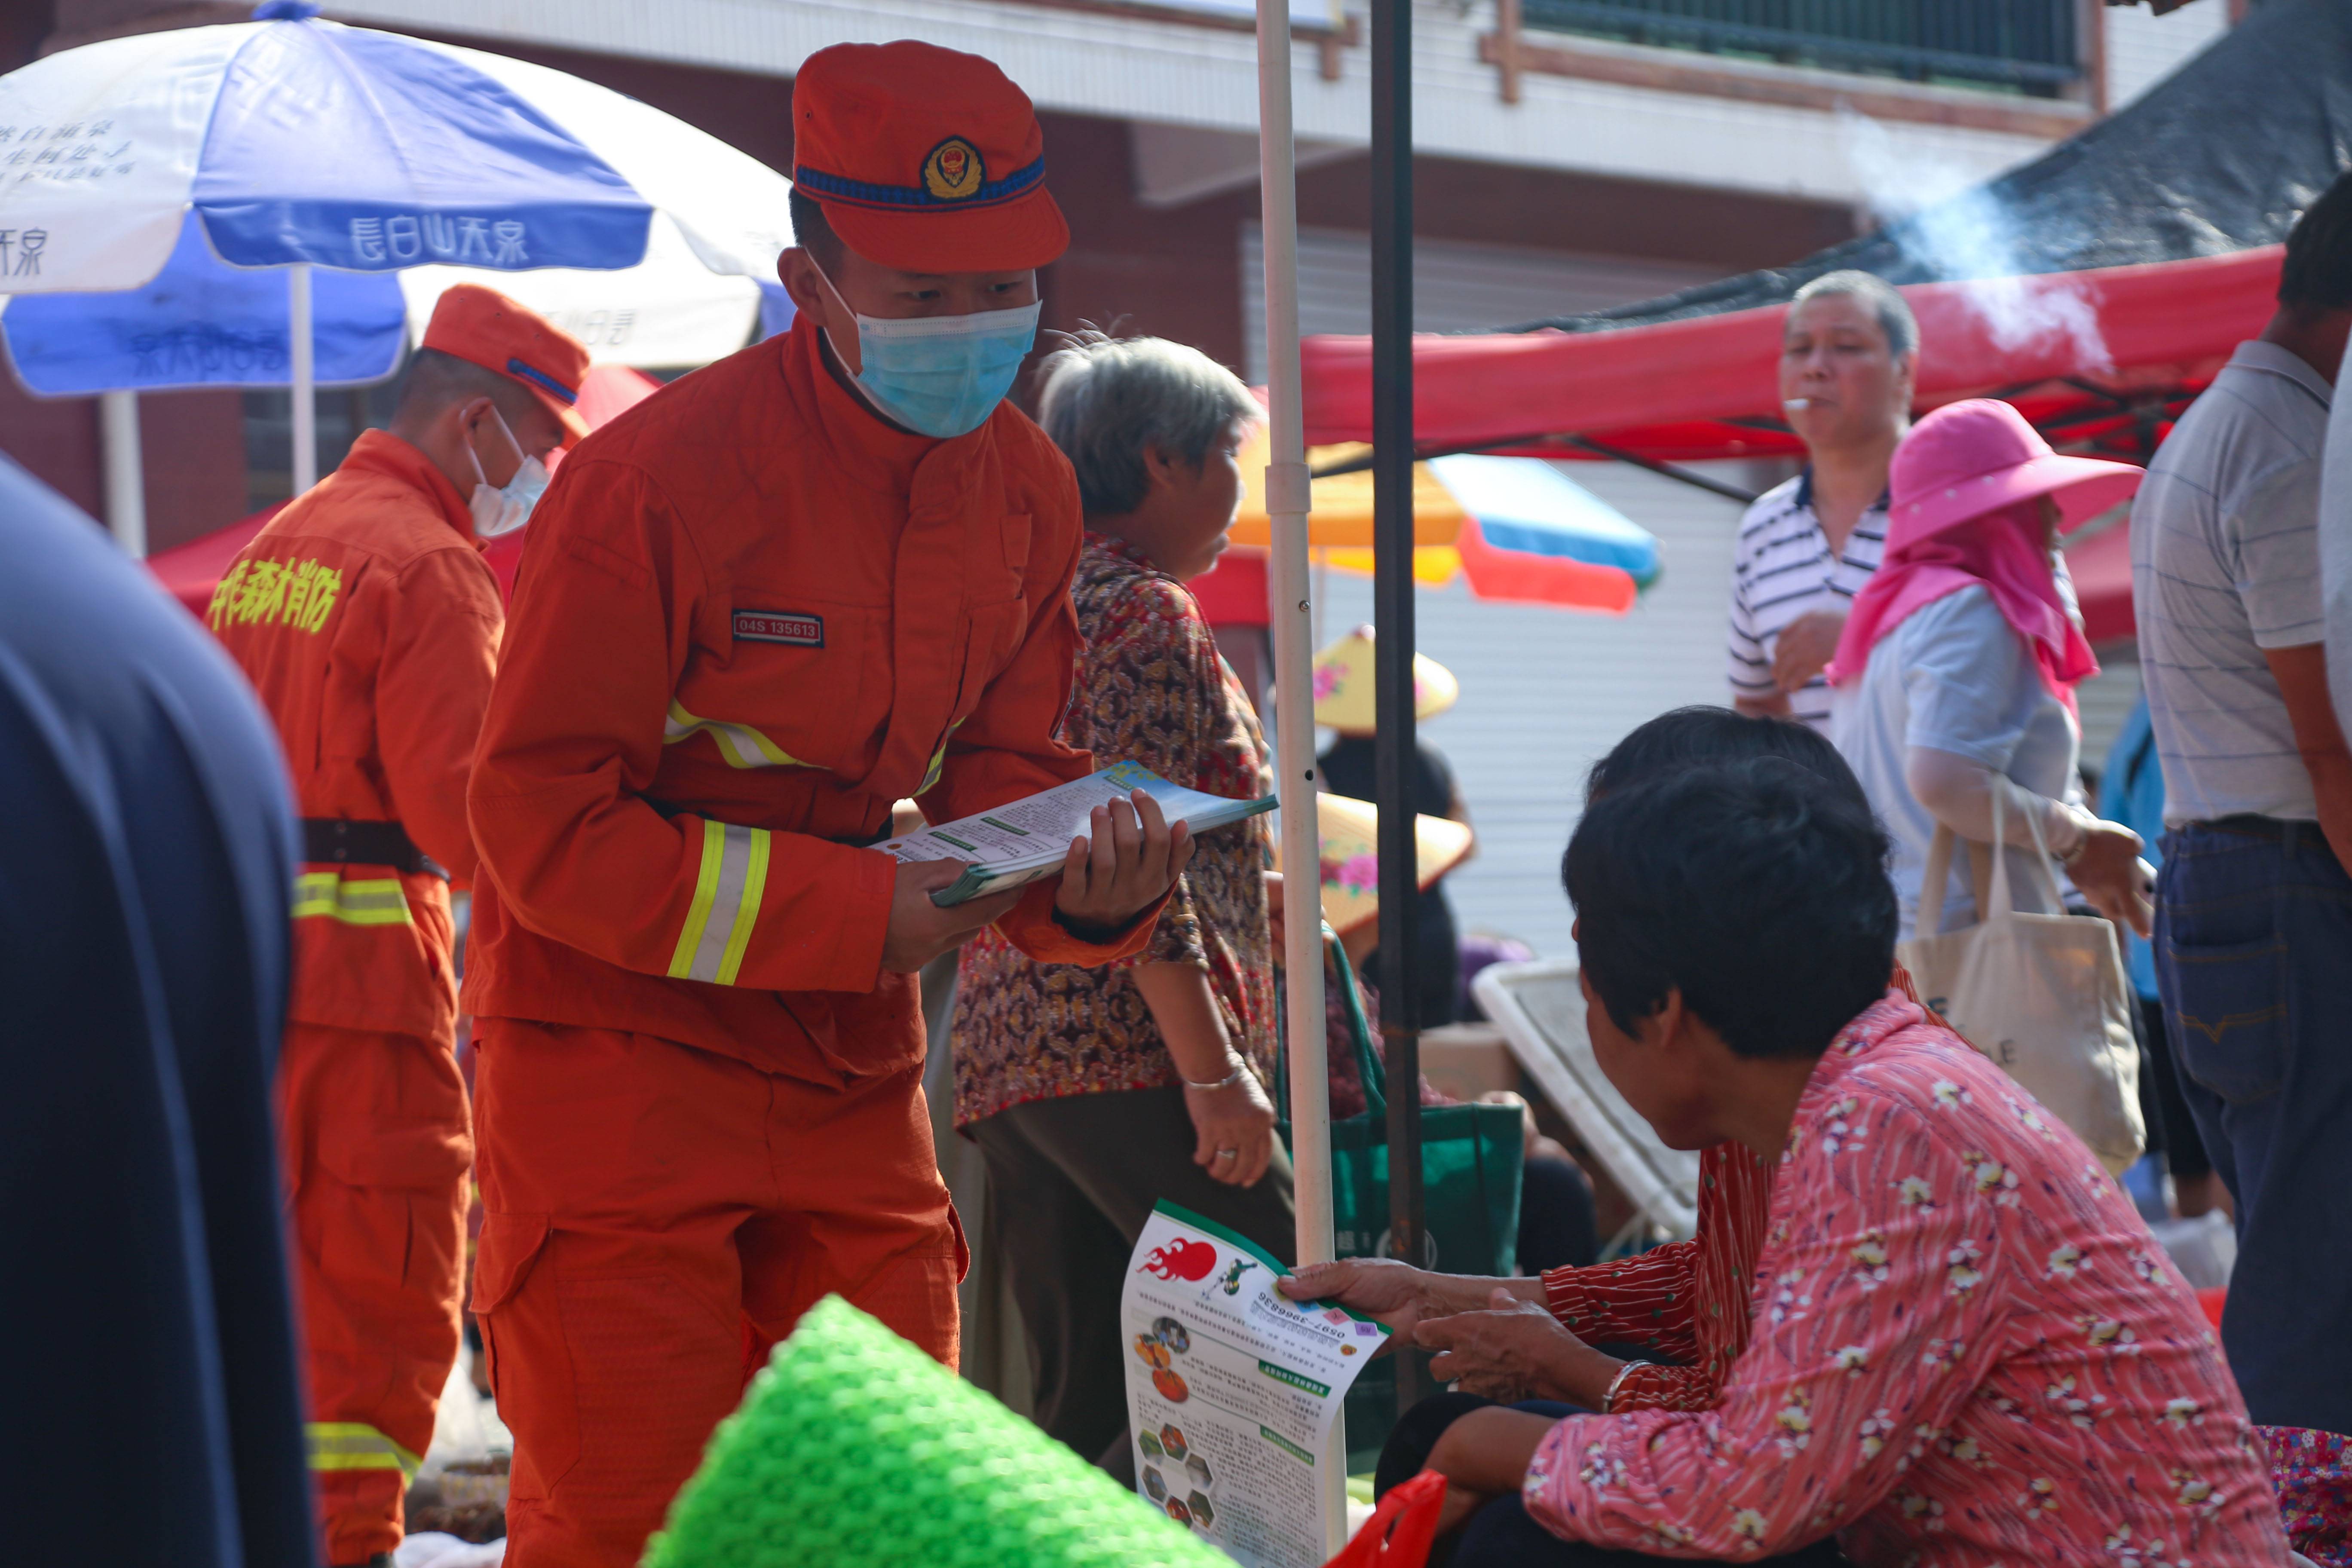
<box><xmin>1259</xmin><ymin>0</ymin><xmax>1341</xmax><ymax>1544</ymax></box>
<box><xmin>1369</xmin><ymin>0</ymin><xmax>1427</xmax><ymax>1405</ymax></box>
<box><xmin>99</xmin><ymin>390</ymin><xmax>147</xmax><ymax>557</ymax></box>
<box><xmin>289</xmin><ymin>263</ymin><xmax>317</xmax><ymax>495</ymax></box>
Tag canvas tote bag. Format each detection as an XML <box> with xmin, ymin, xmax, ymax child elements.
<box><xmin>1896</xmin><ymin>786</ymin><xmax>2145</xmax><ymax>1174</ymax></box>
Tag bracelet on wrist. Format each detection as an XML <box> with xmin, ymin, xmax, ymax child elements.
<box><xmin>1601</xmin><ymin>1359</ymin><xmax>1651</xmax><ymax>1415</ymax></box>
<box><xmin>1182</xmin><ymin>1063</ymin><xmax>1249</xmax><ymax>1092</ymax></box>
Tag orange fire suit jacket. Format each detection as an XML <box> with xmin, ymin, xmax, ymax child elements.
<box><xmin>462</xmin><ymin>317</ymin><xmax>1155</xmax><ymax>1084</ymax></box>
<box><xmin>209</xmin><ymin>430</ymin><xmax>502</xmax><ymax>1043</ymax></box>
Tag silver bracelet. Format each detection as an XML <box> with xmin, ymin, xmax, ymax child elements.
<box><xmin>1601</xmin><ymin>1359</ymin><xmax>1652</xmax><ymax>1415</ymax></box>
<box><xmin>1182</xmin><ymin>1063</ymin><xmax>1249</xmax><ymax>1092</ymax></box>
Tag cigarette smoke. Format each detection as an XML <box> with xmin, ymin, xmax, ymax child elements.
<box><xmin>1838</xmin><ymin>106</ymin><xmax>2111</xmax><ymax>373</ymax></box>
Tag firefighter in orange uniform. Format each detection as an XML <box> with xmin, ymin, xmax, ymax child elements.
<box><xmin>211</xmin><ymin>286</ymin><xmax>588</xmax><ymax>1568</ymax></box>
<box><xmin>461</xmin><ymin>41</ymin><xmax>1191</xmax><ymax>1566</ymax></box>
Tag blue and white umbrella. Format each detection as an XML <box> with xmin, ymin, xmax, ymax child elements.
<box><xmin>0</xmin><ymin>3</ymin><xmax>795</xmax><ymax>535</ymax></box>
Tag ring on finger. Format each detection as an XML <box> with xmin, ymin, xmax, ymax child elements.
<box><xmin>1215</xmin><ymin>1148</ymin><xmax>1238</xmax><ymax>1160</ymax></box>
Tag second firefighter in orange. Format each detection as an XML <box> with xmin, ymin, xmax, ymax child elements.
<box><xmin>213</xmin><ymin>286</ymin><xmax>588</xmax><ymax>1568</ymax></box>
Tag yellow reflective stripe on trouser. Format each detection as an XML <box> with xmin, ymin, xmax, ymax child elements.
<box><xmin>291</xmin><ymin>872</ymin><xmax>413</xmax><ymax>927</ymax></box>
<box><xmin>668</xmin><ymin>820</ymin><xmax>771</xmax><ymax>985</ymax></box>
<box><xmin>305</xmin><ymin>1422</ymin><xmax>421</xmax><ymax>1477</ymax></box>
<box><xmin>663</xmin><ymin>699</ymin><xmax>811</xmax><ymax>770</ymax></box>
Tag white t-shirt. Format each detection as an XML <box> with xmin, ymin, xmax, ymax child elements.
<box><xmin>1832</xmin><ymin>586</ymin><xmax>2080</xmax><ymax>940</ymax></box>
<box><xmin>2318</xmin><ymin>350</ymin><xmax>2352</xmax><ymax>749</ymax></box>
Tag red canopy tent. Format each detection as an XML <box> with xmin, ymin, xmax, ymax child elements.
<box><xmin>1297</xmin><ymin>249</ymin><xmax>2281</xmax><ymax>644</ymax></box>
<box><xmin>1295</xmin><ymin>0</ymin><xmax>2352</xmax><ymax>641</ymax></box>
<box><xmin>1299</xmin><ymin>248</ymin><xmax>2280</xmax><ymax>469</ymax></box>
<box><xmin>148</xmin><ymin>362</ymin><xmax>664</xmax><ymax>617</ymax></box>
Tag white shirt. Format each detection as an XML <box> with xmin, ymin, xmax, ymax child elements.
<box><xmin>2132</xmin><ymin>340</ymin><xmax>2329</xmax><ymax>825</ymax></box>
<box><xmin>2319</xmin><ymin>350</ymin><xmax>2352</xmax><ymax>747</ymax></box>
<box><xmin>1833</xmin><ymin>586</ymin><xmax>2080</xmax><ymax>941</ymax></box>
<box><xmin>1727</xmin><ymin>470</ymin><xmax>1888</xmax><ymax>733</ymax></box>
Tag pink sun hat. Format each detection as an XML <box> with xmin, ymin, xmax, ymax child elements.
<box><xmin>1890</xmin><ymin>398</ymin><xmax>2144</xmax><ymax>540</ymax></box>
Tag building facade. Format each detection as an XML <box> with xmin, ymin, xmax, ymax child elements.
<box><xmin>3</xmin><ymin>0</ymin><xmax>2226</xmax><ymax>956</ymax></box>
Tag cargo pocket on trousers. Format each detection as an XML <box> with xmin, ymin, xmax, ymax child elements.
<box><xmin>2162</xmin><ymin>932</ymin><xmax>2289</xmax><ymax>1104</ymax></box>
<box><xmin>317</xmin><ymin>1117</ymin><xmax>474</xmax><ymax>1289</ymax></box>
<box><xmin>470</xmin><ymin>1214</ymin><xmax>570</xmax><ymax>1492</ymax></box>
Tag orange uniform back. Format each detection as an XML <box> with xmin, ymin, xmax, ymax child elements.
<box><xmin>210</xmin><ymin>430</ymin><xmax>502</xmax><ymax>1041</ymax></box>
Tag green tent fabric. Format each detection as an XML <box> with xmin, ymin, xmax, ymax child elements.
<box><xmin>644</xmin><ymin>1296</ymin><xmax>1235</xmax><ymax>1568</ymax></box>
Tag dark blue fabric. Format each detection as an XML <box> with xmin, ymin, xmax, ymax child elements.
<box><xmin>2156</xmin><ymin>820</ymin><xmax>2352</xmax><ymax>1434</ymax></box>
<box><xmin>2099</xmin><ymin>695</ymin><xmax>2166</xmax><ymax>1001</ymax></box>
<box><xmin>0</xmin><ymin>457</ymin><xmax>313</xmax><ymax>1568</ymax></box>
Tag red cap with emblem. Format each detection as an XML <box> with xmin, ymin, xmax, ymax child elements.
<box><xmin>420</xmin><ymin>283</ymin><xmax>591</xmax><ymax>447</ymax></box>
<box><xmin>791</xmin><ymin>40</ymin><xmax>1069</xmax><ymax>273</ymax></box>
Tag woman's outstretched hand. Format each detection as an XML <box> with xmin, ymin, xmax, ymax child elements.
<box><xmin>1415</xmin><ymin>1287</ymin><xmax>1621</xmax><ymax>1406</ymax></box>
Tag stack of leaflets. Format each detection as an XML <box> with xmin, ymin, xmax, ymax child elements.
<box><xmin>879</xmin><ymin>761</ymin><xmax>1276</xmax><ymax>907</ymax></box>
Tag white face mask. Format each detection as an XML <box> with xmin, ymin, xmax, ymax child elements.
<box><xmin>471</xmin><ymin>455</ymin><xmax>549</xmax><ymax>539</ymax></box>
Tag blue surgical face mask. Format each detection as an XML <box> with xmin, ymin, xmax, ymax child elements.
<box><xmin>813</xmin><ymin>263</ymin><xmax>1040</xmax><ymax>439</ymax></box>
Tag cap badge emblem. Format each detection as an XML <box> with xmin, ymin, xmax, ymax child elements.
<box><xmin>922</xmin><ymin>137</ymin><xmax>986</xmax><ymax>201</ymax></box>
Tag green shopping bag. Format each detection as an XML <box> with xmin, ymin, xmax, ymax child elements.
<box><xmin>1277</xmin><ymin>937</ymin><xmax>1525</xmax><ymax>1469</ymax></box>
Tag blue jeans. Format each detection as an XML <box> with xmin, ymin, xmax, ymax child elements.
<box><xmin>2156</xmin><ymin>820</ymin><xmax>2352</xmax><ymax>1433</ymax></box>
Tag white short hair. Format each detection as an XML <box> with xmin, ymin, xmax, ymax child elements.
<box><xmin>1036</xmin><ymin>331</ymin><xmax>1260</xmax><ymax>516</ymax></box>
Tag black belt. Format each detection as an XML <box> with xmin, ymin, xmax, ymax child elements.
<box><xmin>300</xmin><ymin>819</ymin><xmax>450</xmax><ymax>881</ymax></box>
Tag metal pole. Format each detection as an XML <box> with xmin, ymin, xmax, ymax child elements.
<box><xmin>289</xmin><ymin>263</ymin><xmax>317</xmax><ymax>494</ymax></box>
<box><xmin>1259</xmin><ymin>0</ymin><xmax>1331</xmax><ymax>1282</ymax></box>
<box><xmin>99</xmin><ymin>390</ymin><xmax>147</xmax><ymax>557</ymax></box>
<box><xmin>1259</xmin><ymin>2</ymin><xmax>1344</xmax><ymax>1547</ymax></box>
<box><xmin>1369</xmin><ymin>0</ymin><xmax>1426</xmax><ymax>1408</ymax></box>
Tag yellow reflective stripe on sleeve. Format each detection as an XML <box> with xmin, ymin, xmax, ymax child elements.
<box><xmin>668</xmin><ymin>821</ymin><xmax>770</xmax><ymax>984</ymax></box>
<box><xmin>291</xmin><ymin>872</ymin><xmax>413</xmax><ymax>927</ymax></box>
<box><xmin>305</xmin><ymin>1422</ymin><xmax>421</xmax><ymax>1477</ymax></box>
<box><xmin>663</xmin><ymin>700</ymin><xmax>812</xmax><ymax>770</ymax></box>
<box><xmin>669</xmin><ymin>821</ymin><xmax>726</xmax><ymax>978</ymax></box>
<box><xmin>714</xmin><ymin>827</ymin><xmax>770</xmax><ymax>986</ymax></box>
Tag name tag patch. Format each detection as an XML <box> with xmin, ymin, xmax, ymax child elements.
<box><xmin>734</xmin><ymin>609</ymin><xmax>823</xmax><ymax>647</ymax></box>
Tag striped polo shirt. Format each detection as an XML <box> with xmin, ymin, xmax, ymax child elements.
<box><xmin>1726</xmin><ymin>469</ymin><xmax>1889</xmax><ymax>732</ymax></box>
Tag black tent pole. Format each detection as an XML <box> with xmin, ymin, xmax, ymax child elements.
<box><xmin>1369</xmin><ymin>0</ymin><xmax>1426</xmax><ymax>1409</ymax></box>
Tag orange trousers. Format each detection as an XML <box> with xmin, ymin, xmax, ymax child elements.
<box><xmin>471</xmin><ymin>1020</ymin><xmax>965</xmax><ymax>1568</ymax></box>
<box><xmin>278</xmin><ymin>1021</ymin><xmax>473</xmax><ymax>1565</ymax></box>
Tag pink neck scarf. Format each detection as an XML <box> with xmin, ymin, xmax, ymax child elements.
<box><xmin>1828</xmin><ymin>499</ymin><xmax>2097</xmax><ymax>714</ymax></box>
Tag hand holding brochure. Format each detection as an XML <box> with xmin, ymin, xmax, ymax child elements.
<box><xmin>878</xmin><ymin>761</ymin><xmax>1276</xmax><ymax>907</ymax></box>
<box><xmin>1122</xmin><ymin>1202</ymin><xmax>1387</xmax><ymax>1567</ymax></box>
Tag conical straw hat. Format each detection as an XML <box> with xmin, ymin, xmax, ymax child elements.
<box><xmin>1298</xmin><ymin>793</ymin><xmax>1473</xmax><ymax>938</ymax></box>
<box><xmin>1311</xmin><ymin>624</ymin><xmax>1458</xmax><ymax>732</ymax></box>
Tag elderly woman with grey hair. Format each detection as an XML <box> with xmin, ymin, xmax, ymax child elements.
<box><xmin>951</xmin><ymin>332</ymin><xmax>1294</xmax><ymax>1476</ymax></box>
<box><xmin>1727</xmin><ymin>269</ymin><xmax>1920</xmax><ymax>733</ymax></box>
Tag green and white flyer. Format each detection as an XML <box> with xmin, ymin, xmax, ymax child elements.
<box><xmin>1121</xmin><ymin>1201</ymin><xmax>1390</xmax><ymax>1567</ymax></box>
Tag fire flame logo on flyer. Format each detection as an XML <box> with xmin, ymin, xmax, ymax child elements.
<box><xmin>1136</xmin><ymin>1235</ymin><xmax>1218</xmax><ymax>1282</ymax></box>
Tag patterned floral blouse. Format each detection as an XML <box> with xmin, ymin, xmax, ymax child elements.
<box><xmin>1522</xmin><ymin>994</ymin><xmax>2287</xmax><ymax>1567</ymax></box>
<box><xmin>952</xmin><ymin>535</ymin><xmax>1275</xmax><ymax>1127</ymax></box>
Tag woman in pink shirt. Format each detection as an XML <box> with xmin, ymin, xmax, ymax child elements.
<box><xmin>1291</xmin><ymin>760</ymin><xmax>2285</xmax><ymax>1566</ymax></box>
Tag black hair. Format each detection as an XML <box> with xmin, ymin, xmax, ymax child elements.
<box><xmin>1564</xmin><ymin>758</ymin><xmax>1896</xmax><ymax>1060</ymax></box>
<box><xmin>2278</xmin><ymin>168</ymin><xmax>2352</xmax><ymax>313</ymax></box>
<box><xmin>1585</xmin><ymin>705</ymin><xmax>1870</xmax><ymax>812</ymax></box>
<box><xmin>789</xmin><ymin>187</ymin><xmax>844</xmax><ymax>273</ymax></box>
